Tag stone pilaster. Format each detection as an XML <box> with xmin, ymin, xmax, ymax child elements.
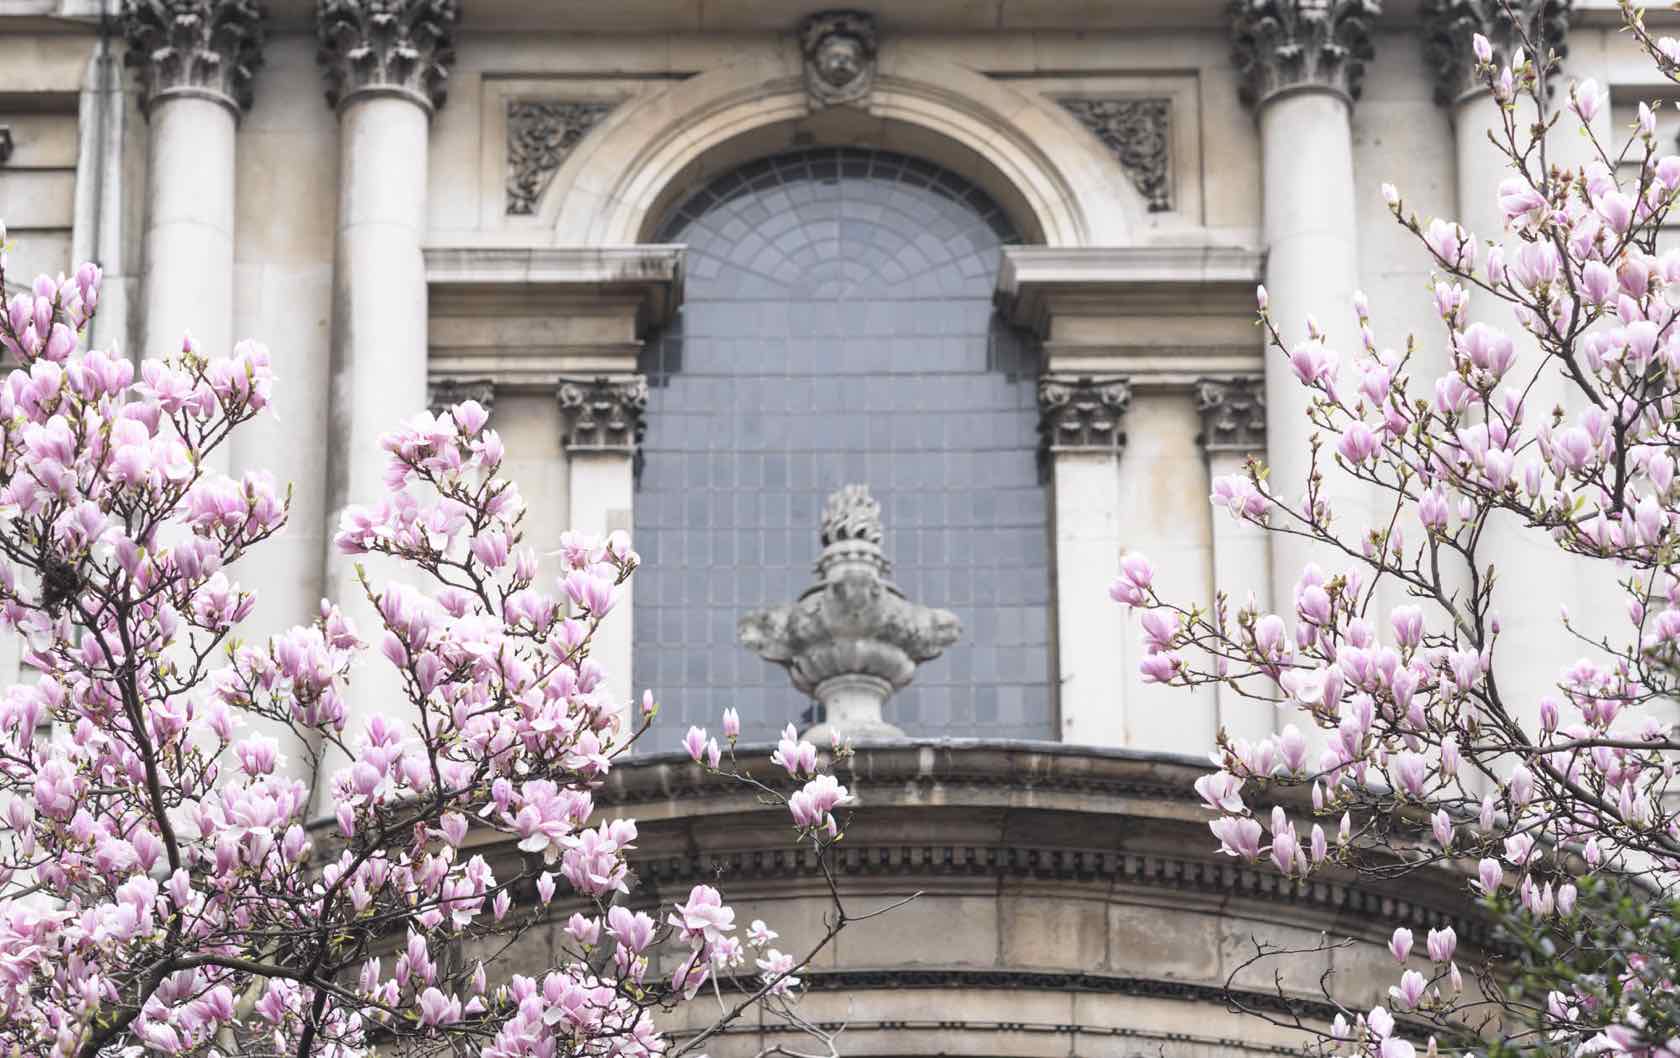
<box><xmin>1230</xmin><ymin>0</ymin><xmax>1381</xmax><ymax>107</ymax></box>
<box><xmin>1421</xmin><ymin>0</ymin><xmax>1571</xmax><ymax>104</ymax></box>
<box><xmin>1196</xmin><ymin>376</ymin><xmax>1274</xmax><ymax>746</ymax></box>
<box><xmin>122</xmin><ymin>0</ymin><xmax>265</xmax><ymax>115</ymax></box>
<box><xmin>316</xmin><ymin>0</ymin><xmax>459</xmax><ymax>111</ymax></box>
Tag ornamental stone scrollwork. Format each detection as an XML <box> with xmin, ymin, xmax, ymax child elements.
<box><xmin>121</xmin><ymin>0</ymin><xmax>266</xmax><ymax>115</ymax></box>
<box><xmin>1058</xmin><ymin>98</ymin><xmax>1172</xmax><ymax>213</ymax></box>
<box><xmin>506</xmin><ymin>100</ymin><xmax>616</xmax><ymax>216</ymax></box>
<box><xmin>556</xmin><ymin>375</ymin><xmax>648</xmax><ymax>456</ymax></box>
<box><xmin>427</xmin><ymin>378</ymin><xmax>495</xmax><ymax>420</ymax></box>
<box><xmin>1229</xmin><ymin>0</ymin><xmax>1382</xmax><ymax>108</ymax></box>
<box><xmin>315</xmin><ymin>0</ymin><xmax>460</xmax><ymax>112</ymax></box>
<box><xmin>799</xmin><ymin>10</ymin><xmax>878</xmax><ymax>109</ymax></box>
<box><xmin>739</xmin><ymin>484</ymin><xmax>961</xmax><ymax>741</ymax></box>
<box><xmin>1196</xmin><ymin>376</ymin><xmax>1267</xmax><ymax>454</ymax></box>
<box><xmin>1421</xmin><ymin>0</ymin><xmax>1571</xmax><ymax>105</ymax></box>
<box><xmin>1037</xmin><ymin>375</ymin><xmax>1133</xmax><ymax>456</ymax></box>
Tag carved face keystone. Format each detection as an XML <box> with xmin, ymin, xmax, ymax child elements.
<box><xmin>815</xmin><ymin>36</ymin><xmax>864</xmax><ymax>88</ymax></box>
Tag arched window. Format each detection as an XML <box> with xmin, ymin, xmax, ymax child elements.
<box><xmin>634</xmin><ymin>147</ymin><xmax>1052</xmax><ymax>748</ymax></box>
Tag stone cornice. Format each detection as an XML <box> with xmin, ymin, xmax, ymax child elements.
<box><xmin>424</xmin><ymin>245</ymin><xmax>684</xmax><ymax>392</ymax></box>
<box><xmin>996</xmin><ymin>245</ymin><xmax>1264</xmax><ymax>385</ymax></box>
<box><xmin>1421</xmin><ymin>0</ymin><xmax>1572</xmax><ymax>106</ymax></box>
<box><xmin>1230</xmin><ymin>0</ymin><xmax>1382</xmax><ymax>109</ymax></box>
<box><xmin>121</xmin><ymin>0</ymin><xmax>266</xmax><ymax>116</ymax></box>
<box><xmin>315</xmin><ymin>0</ymin><xmax>459</xmax><ymax>112</ymax></box>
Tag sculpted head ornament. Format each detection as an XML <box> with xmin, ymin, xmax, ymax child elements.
<box><xmin>799</xmin><ymin>11</ymin><xmax>878</xmax><ymax>108</ymax></box>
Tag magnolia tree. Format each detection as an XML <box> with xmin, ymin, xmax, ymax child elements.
<box><xmin>0</xmin><ymin>234</ymin><xmax>863</xmax><ymax>1056</ymax></box>
<box><xmin>1116</xmin><ymin>5</ymin><xmax>1680</xmax><ymax>1058</ymax></box>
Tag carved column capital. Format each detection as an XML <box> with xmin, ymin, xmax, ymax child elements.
<box><xmin>121</xmin><ymin>0</ymin><xmax>266</xmax><ymax>116</ymax></box>
<box><xmin>1196</xmin><ymin>376</ymin><xmax>1268</xmax><ymax>455</ymax></box>
<box><xmin>1058</xmin><ymin>98</ymin><xmax>1172</xmax><ymax>212</ymax></box>
<box><xmin>557</xmin><ymin>375</ymin><xmax>648</xmax><ymax>456</ymax></box>
<box><xmin>427</xmin><ymin>378</ymin><xmax>495</xmax><ymax>420</ymax></box>
<box><xmin>1421</xmin><ymin>0</ymin><xmax>1571</xmax><ymax>106</ymax></box>
<box><xmin>315</xmin><ymin>0</ymin><xmax>460</xmax><ymax>113</ymax></box>
<box><xmin>1230</xmin><ymin>0</ymin><xmax>1382</xmax><ymax>109</ymax></box>
<box><xmin>1037</xmin><ymin>375</ymin><xmax>1133</xmax><ymax>456</ymax></box>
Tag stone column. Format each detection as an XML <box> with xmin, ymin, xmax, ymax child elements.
<box><xmin>1232</xmin><ymin>0</ymin><xmax>1380</xmax><ymax>611</ymax></box>
<box><xmin>315</xmin><ymin>0</ymin><xmax>457</xmax><ymax>797</ymax></box>
<box><xmin>1198</xmin><ymin>376</ymin><xmax>1275</xmax><ymax>746</ymax></box>
<box><xmin>1423</xmin><ymin>1</ymin><xmax>1577</xmax><ymax>734</ymax></box>
<box><xmin>122</xmin><ymin>0</ymin><xmax>262</xmax><ymax>379</ymax></box>
<box><xmin>1039</xmin><ymin>376</ymin><xmax>1134</xmax><ymax>746</ymax></box>
<box><xmin>558</xmin><ymin>376</ymin><xmax>646</xmax><ymax>729</ymax></box>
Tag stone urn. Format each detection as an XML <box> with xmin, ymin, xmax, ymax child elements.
<box><xmin>738</xmin><ymin>484</ymin><xmax>961</xmax><ymax>742</ymax></box>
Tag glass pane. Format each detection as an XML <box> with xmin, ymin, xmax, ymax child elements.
<box><xmin>633</xmin><ymin>147</ymin><xmax>1052</xmax><ymax>748</ymax></box>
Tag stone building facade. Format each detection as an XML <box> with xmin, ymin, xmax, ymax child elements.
<box><xmin>0</xmin><ymin>0</ymin><xmax>1642</xmax><ymax>1053</ymax></box>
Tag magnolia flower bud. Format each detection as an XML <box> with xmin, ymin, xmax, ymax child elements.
<box><xmin>1473</xmin><ymin>33</ymin><xmax>1493</xmax><ymax>64</ymax></box>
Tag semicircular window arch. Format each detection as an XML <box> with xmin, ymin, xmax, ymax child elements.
<box><xmin>634</xmin><ymin>147</ymin><xmax>1053</xmax><ymax>748</ymax></box>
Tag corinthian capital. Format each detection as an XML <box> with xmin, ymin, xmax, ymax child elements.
<box><xmin>1196</xmin><ymin>376</ymin><xmax>1267</xmax><ymax>455</ymax></box>
<box><xmin>1230</xmin><ymin>0</ymin><xmax>1382</xmax><ymax>108</ymax></box>
<box><xmin>121</xmin><ymin>0</ymin><xmax>266</xmax><ymax>116</ymax></box>
<box><xmin>315</xmin><ymin>0</ymin><xmax>460</xmax><ymax>112</ymax></box>
<box><xmin>1037</xmin><ymin>375</ymin><xmax>1132</xmax><ymax>455</ymax></box>
<box><xmin>557</xmin><ymin>376</ymin><xmax>648</xmax><ymax>455</ymax></box>
<box><xmin>1422</xmin><ymin>0</ymin><xmax>1571</xmax><ymax>105</ymax></box>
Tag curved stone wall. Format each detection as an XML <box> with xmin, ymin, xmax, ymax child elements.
<box><xmin>468</xmin><ymin>742</ymin><xmax>1482</xmax><ymax>1057</ymax></box>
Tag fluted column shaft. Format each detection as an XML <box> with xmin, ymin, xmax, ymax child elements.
<box><xmin>316</xmin><ymin>0</ymin><xmax>457</xmax><ymax>805</ymax></box>
<box><xmin>1426</xmin><ymin>0</ymin><xmax>1576</xmax><ymax>735</ymax></box>
<box><xmin>124</xmin><ymin>0</ymin><xmax>263</xmax><ymax>472</ymax></box>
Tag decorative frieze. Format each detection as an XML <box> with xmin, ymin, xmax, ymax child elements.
<box><xmin>1229</xmin><ymin>0</ymin><xmax>1382</xmax><ymax>108</ymax></box>
<box><xmin>556</xmin><ymin>375</ymin><xmax>648</xmax><ymax>455</ymax></box>
<box><xmin>427</xmin><ymin>378</ymin><xmax>495</xmax><ymax>420</ymax></box>
<box><xmin>799</xmin><ymin>10</ymin><xmax>878</xmax><ymax>109</ymax></box>
<box><xmin>1196</xmin><ymin>376</ymin><xmax>1267</xmax><ymax>454</ymax></box>
<box><xmin>1058</xmin><ymin>98</ymin><xmax>1172</xmax><ymax>213</ymax></box>
<box><xmin>506</xmin><ymin>100</ymin><xmax>616</xmax><ymax>216</ymax></box>
<box><xmin>1421</xmin><ymin>0</ymin><xmax>1571</xmax><ymax>105</ymax></box>
<box><xmin>1037</xmin><ymin>375</ymin><xmax>1133</xmax><ymax>455</ymax></box>
<box><xmin>315</xmin><ymin>0</ymin><xmax>460</xmax><ymax>112</ymax></box>
<box><xmin>121</xmin><ymin>0</ymin><xmax>266</xmax><ymax>115</ymax></box>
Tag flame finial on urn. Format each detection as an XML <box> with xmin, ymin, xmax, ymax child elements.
<box><xmin>739</xmin><ymin>484</ymin><xmax>961</xmax><ymax>742</ymax></box>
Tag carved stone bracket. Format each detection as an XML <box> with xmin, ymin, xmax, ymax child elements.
<box><xmin>1058</xmin><ymin>98</ymin><xmax>1172</xmax><ymax>213</ymax></box>
<box><xmin>799</xmin><ymin>10</ymin><xmax>878</xmax><ymax>109</ymax></box>
<box><xmin>506</xmin><ymin>100</ymin><xmax>616</xmax><ymax>216</ymax></box>
<box><xmin>1037</xmin><ymin>376</ymin><xmax>1133</xmax><ymax>460</ymax></box>
<box><xmin>1421</xmin><ymin>0</ymin><xmax>1571</xmax><ymax>105</ymax></box>
<box><xmin>121</xmin><ymin>0</ymin><xmax>266</xmax><ymax>115</ymax></box>
<box><xmin>427</xmin><ymin>377</ymin><xmax>495</xmax><ymax>420</ymax></box>
<box><xmin>557</xmin><ymin>375</ymin><xmax>648</xmax><ymax>458</ymax></box>
<box><xmin>1196</xmin><ymin>376</ymin><xmax>1267</xmax><ymax>455</ymax></box>
<box><xmin>739</xmin><ymin>484</ymin><xmax>960</xmax><ymax>741</ymax></box>
<box><xmin>315</xmin><ymin>0</ymin><xmax>460</xmax><ymax>112</ymax></box>
<box><xmin>1230</xmin><ymin>0</ymin><xmax>1382</xmax><ymax>108</ymax></box>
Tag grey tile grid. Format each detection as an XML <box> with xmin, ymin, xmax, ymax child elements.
<box><xmin>633</xmin><ymin>147</ymin><xmax>1053</xmax><ymax>749</ymax></box>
